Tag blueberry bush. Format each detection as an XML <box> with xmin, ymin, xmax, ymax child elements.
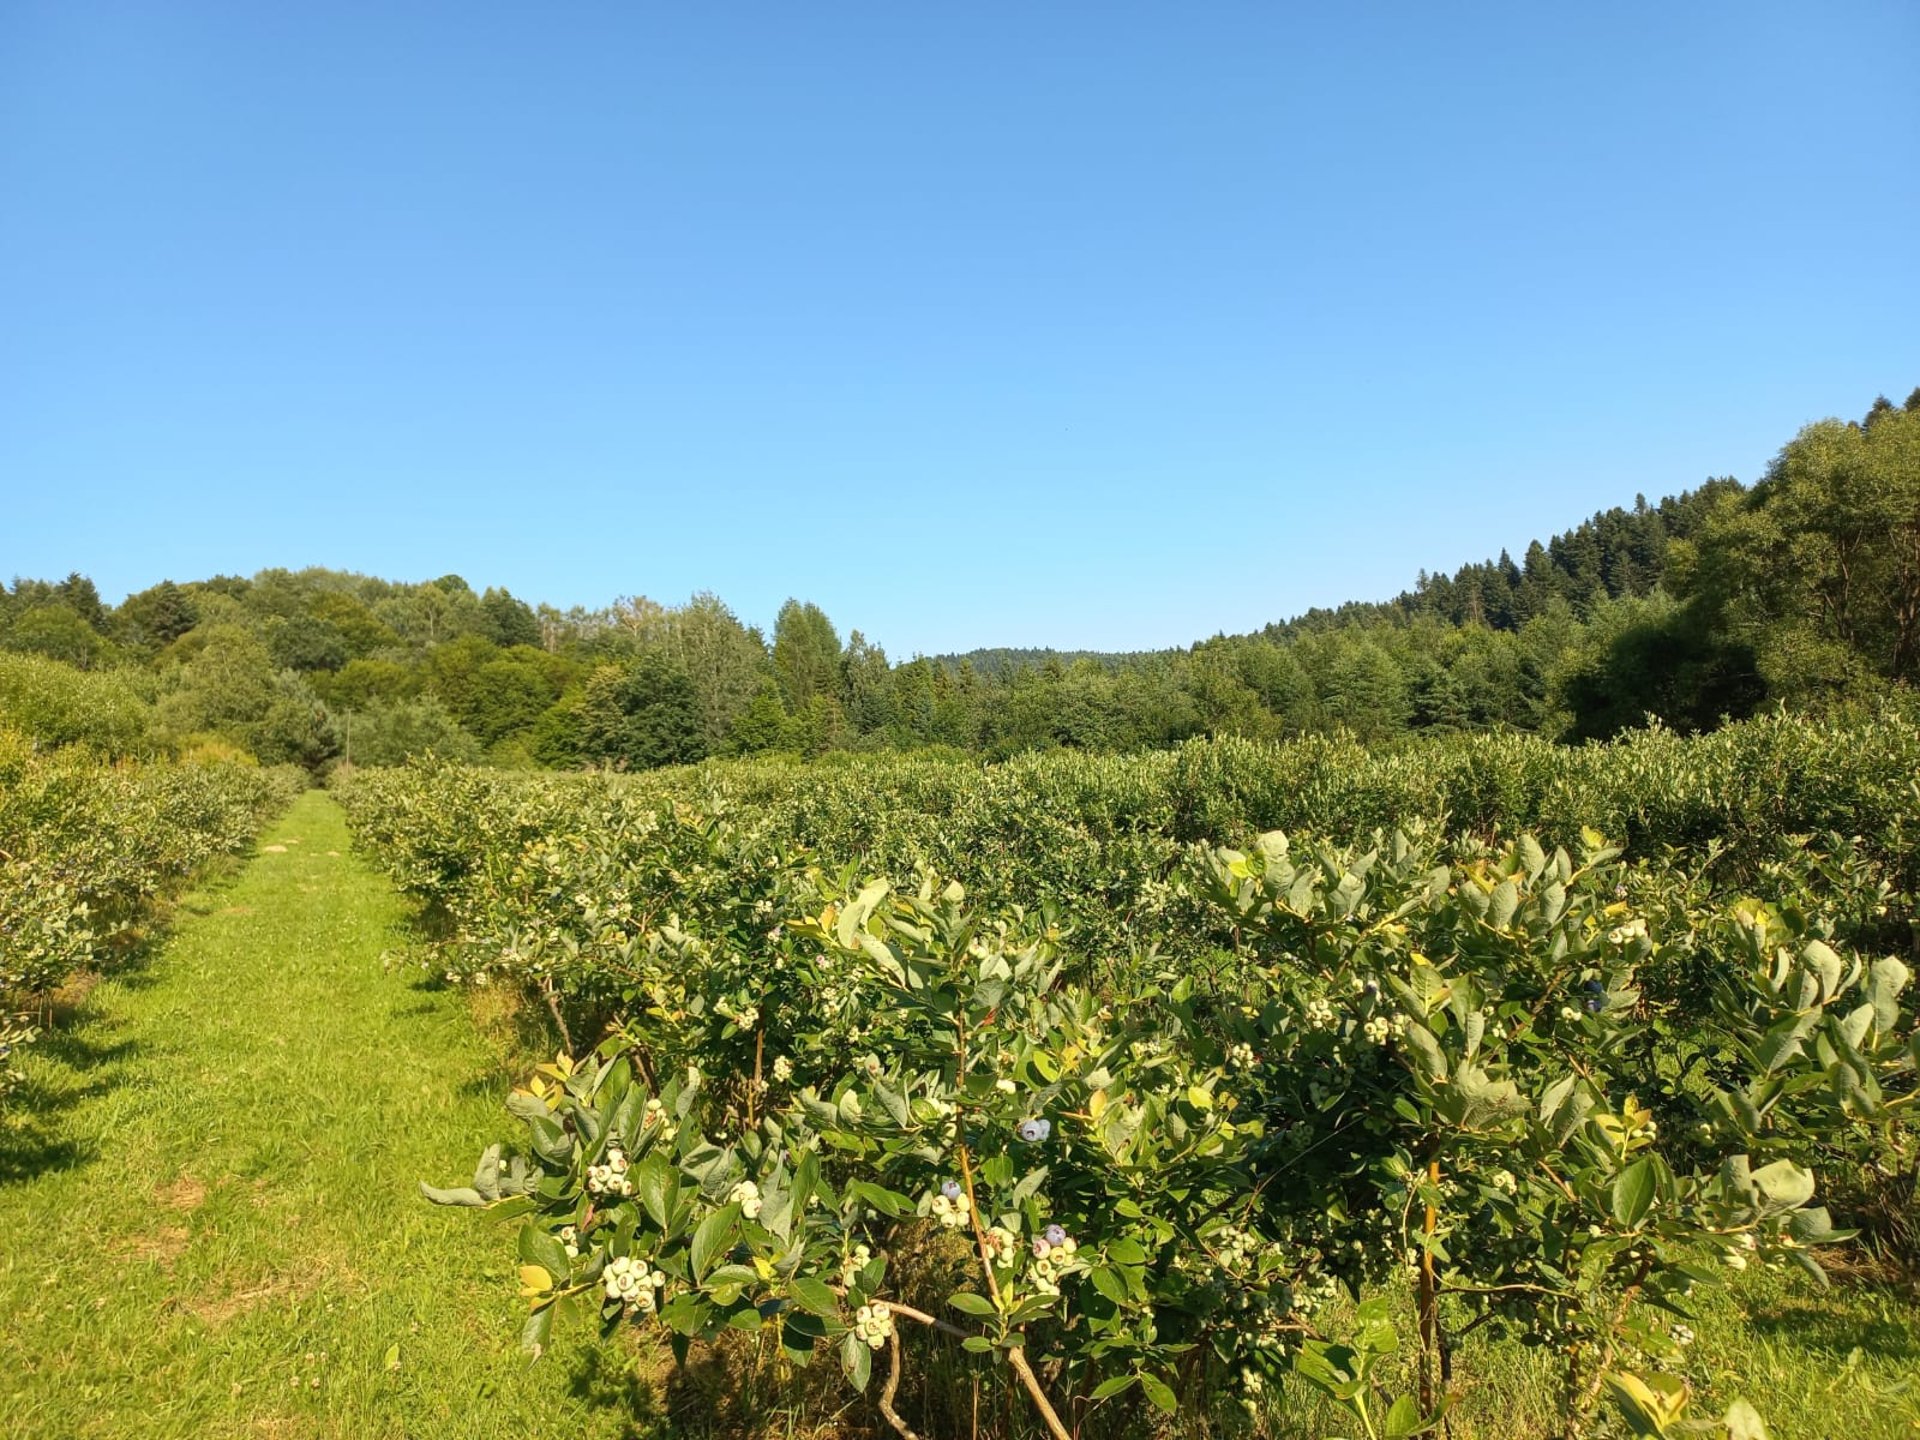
<box><xmin>340</xmin><ymin>722</ymin><xmax>1919</xmax><ymax>1437</ymax></box>
<box><xmin>0</xmin><ymin>725</ymin><xmax>301</xmax><ymax>1098</ymax></box>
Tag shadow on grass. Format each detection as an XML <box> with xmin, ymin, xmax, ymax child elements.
<box><xmin>564</xmin><ymin>1337</ymin><xmax>869</xmax><ymax>1440</ymax></box>
<box><xmin>1744</xmin><ymin>1298</ymin><xmax>1920</xmax><ymax>1363</ymax></box>
<box><xmin>458</xmin><ymin>1067</ymin><xmax>523</xmax><ymax>1102</ymax></box>
<box><xmin>1</xmin><ymin>846</ymin><xmax>264</xmax><ymax>1192</ymax></box>
<box><xmin>0</xmin><ymin>1021</ymin><xmax>140</xmax><ymax>1185</ymax></box>
<box><xmin>0</xmin><ymin>1125</ymin><xmax>96</xmax><ymax>1185</ymax></box>
<box><xmin>565</xmin><ymin>1344</ymin><xmax>672</xmax><ymax>1439</ymax></box>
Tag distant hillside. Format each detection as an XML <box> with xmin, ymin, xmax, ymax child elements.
<box><xmin>930</xmin><ymin>646</ymin><xmax>1160</xmax><ymax>678</ymax></box>
<box><xmin>5</xmin><ymin>388</ymin><xmax>1913</xmax><ymax>766</ymax></box>
<box><xmin>938</xmin><ymin>479</ymin><xmax>1748</xmax><ymax>673</ymax></box>
<box><xmin>1262</xmin><ymin>478</ymin><xmax>1746</xmax><ymax>640</ymax></box>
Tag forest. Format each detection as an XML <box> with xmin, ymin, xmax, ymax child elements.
<box><xmin>5</xmin><ymin>389</ymin><xmax>1917</xmax><ymax>774</ymax></box>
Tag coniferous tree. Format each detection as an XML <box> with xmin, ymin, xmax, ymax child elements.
<box><xmin>773</xmin><ymin>600</ymin><xmax>845</xmax><ymax>712</ymax></box>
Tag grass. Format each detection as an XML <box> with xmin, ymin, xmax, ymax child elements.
<box><xmin>1243</xmin><ymin>1266</ymin><xmax>1920</xmax><ymax>1440</ymax></box>
<box><xmin>0</xmin><ymin>792</ymin><xmax>656</xmax><ymax>1440</ymax></box>
<box><xmin>1</xmin><ymin>789</ymin><xmax>1916</xmax><ymax>1439</ymax></box>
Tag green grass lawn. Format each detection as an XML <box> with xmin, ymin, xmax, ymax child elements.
<box><xmin>2</xmin><ymin>790</ymin><xmax>1915</xmax><ymax>1439</ymax></box>
<box><xmin>0</xmin><ymin>791</ymin><xmax>656</xmax><ymax>1440</ymax></box>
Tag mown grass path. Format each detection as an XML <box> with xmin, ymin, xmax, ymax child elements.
<box><xmin>0</xmin><ymin>792</ymin><xmax>647</xmax><ymax>1440</ymax></box>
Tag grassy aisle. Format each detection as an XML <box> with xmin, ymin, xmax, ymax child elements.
<box><xmin>0</xmin><ymin>792</ymin><xmax>650</xmax><ymax>1440</ymax></box>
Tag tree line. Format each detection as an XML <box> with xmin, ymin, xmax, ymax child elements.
<box><xmin>3</xmin><ymin>388</ymin><xmax>1915</xmax><ymax>771</ymax></box>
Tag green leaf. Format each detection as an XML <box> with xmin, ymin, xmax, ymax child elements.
<box><xmin>1750</xmin><ymin>1159</ymin><xmax>1815</xmax><ymax>1210</ymax></box>
<box><xmin>418</xmin><ymin>1182</ymin><xmax>488</xmax><ymax>1208</ymax></box>
<box><xmin>799</xmin><ymin>1088</ymin><xmax>844</xmax><ymax>1130</ymax></box>
<box><xmin>1611</xmin><ymin>1158</ymin><xmax>1656</xmax><ymax>1229</ymax></box>
<box><xmin>1801</xmin><ymin>940</ymin><xmax>1844</xmax><ymax>1001</ymax></box>
<box><xmin>871</xmin><ymin>1082</ymin><xmax>913</xmax><ymax>1129</ymax></box>
<box><xmin>780</xmin><ymin>1318</ymin><xmax>819</xmax><ymax>1365</ymax></box>
<box><xmin>518</xmin><ymin>1225</ymin><xmax>570</xmax><ymax>1279</ymax></box>
<box><xmin>1138</xmin><ymin>1371</ymin><xmax>1178</xmax><ymax>1414</ymax></box>
<box><xmin>1089</xmin><ymin>1374</ymin><xmax>1137</xmax><ymax>1400</ymax></box>
<box><xmin>690</xmin><ymin>1205</ymin><xmax>740</xmax><ymax>1281</ymax></box>
<box><xmin>1401</xmin><ymin>1022</ymin><xmax>1448</xmax><ymax>1081</ymax></box>
<box><xmin>1463</xmin><ymin>1009</ymin><xmax>1485</xmax><ymax>1059</ymax></box>
<box><xmin>1010</xmin><ymin>1166</ymin><xmax>1050</xmax><ymax>1204</ymax></box>
<box><xmin>1487</xmin><ymin>879</ymin><xmax>1519</xmax><ymax>931</ymax></box>
<box><xmin>634</xmin><ymin>1151</ymin><xmax>675</xmax><ymax>1229</ymax></box>
<box><xmin>1518</xmin><ymin>834</ymin><xmax>1547</xmax><ymax>880</ymax></box>
<box><xmin>847</xmin><ymin>1179</ymin><xmax>917</xmax><ymax>1218</ymax></box>
<box><xmin>1088</xmin><ymin>1266</ymin><xmax>1128</xmax><ymax>1305</ymax></box>
<box><xmin>1785</xmin><ymin>1206</ymin><xmax>1846</xmax><ymax>1245</ymax></box>
<box><xmin>790</xmin><ymin>1277</ymin><xmax>841</xmax><ymax>1318</ymax></box>
<box><xmin>1538</xmin><ymin>1072</ymin><xmax>1577</xmax><ymax>1122</ymax></box>
<box><xmin>659</xmin><ymin>1292</ymin><xmax>709</xmax><ymax>1336</ymax></box>
<box><xmin>840</xmin><ymin>1332</ymin><xmax>872</xmax><ymax>1391</ymax></box>
<box><xmin>947</xmin><ymin>1290</ymin><xmax>997</xmax><ymax>1318</ymax></box>
<box><xmin>527</xmin><ymin>1114</ymin><xmax>572</xmax><ymax>1165</ymax></box>
<box><xmin>1448</xmin><ymin>1064</ymin><xmax>1525</xmax><ymax>1131</ymax></box>
<box><xmin>1384</xmin><ymin>1394</ymin><xmax>1423</xmax><ymax>1439</ymax></box>
<box><xmin>519</xmin><ymin>1303</ymin><xmax>555</xmax><ymax>1357</ymax></box>
<box><xmin>1867</xmin><ymin>957</ymin><xmax>1910</xmax><ymax>1032</ymax></box>
<box><xmin>505</xmin><ymin>1090</ymin><xmax>551</xmax><ymax>1124</ymax></box>
<box><xmin>836</xmin><ymin>880</ymin><xmax>890</xmax><ymax>950</ymax></box>
<box><xmin>970</xmin><ymin>976</ymin><xmax>1008</xmax><ymax>1013</ymax></box>
<box><xmin>1724</xmin><ymin>1399</ymin><xmax>1771</xmax><ymax>1440</ymax></box>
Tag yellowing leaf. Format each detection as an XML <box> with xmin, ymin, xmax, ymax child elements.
<box><xmin>517</xmin><ymin>1264</ymin><xmax>552</xmax><ymax>1296</ymax></box>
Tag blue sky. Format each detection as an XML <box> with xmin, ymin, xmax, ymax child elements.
<box><xmin>3</xmin><ymin>2</ymin><xmax>1916</xmax><ymax>656</ymax></box>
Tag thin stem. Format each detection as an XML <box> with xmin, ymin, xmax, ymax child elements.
<box><xmin>948</xmin><ymin>1009</ymin><xmax>1071</xmax><ymax>1440</ymax></box>
<box><xmin>884</xmin><ymin>1301</ymin><xmax>971</xmax><ymax>1341</ymax></box>
<box><xmin>888</xmin><ymin>1297</ymin><xmax>1071</xmax><ymax>1440</ymax></box>
<box><xmin>747</xmin><ymin>1025</ymin><xmax>764</xmax><ymax>1128</ymax></box>
<box><xmin>878</xmin><ymin>1329</ymin><xmax>924</xmax><ymax>1440</ymax></box>
<box><xmin>1561</xmin><ymin>1345</ymin><xmax>1582</xmax><ymax>1440</ymax></box>
<box><xmin>955</xmin><ymin>1141</ymin><xmax>1004</xmax><ymax>1309</ymax></box>
<box><xmin>950</xmin><ymin>1014</ymin><xmax>1007</xmax><ymax>1312</ymax></box>
<box><xmin>540</xmin><ymin>975</ymin><xmax>573</xmax><ymax>1054</ymax></box>
<box><xmin>1006</xmin><ymin>1346</ymin><xmax>1075</xmax><ymax>1440</ymax></box>
<box><xmin>1417</xmin><ymin>1156</ymin><xmax>1440</xmax><ymax>1411</ymax></box>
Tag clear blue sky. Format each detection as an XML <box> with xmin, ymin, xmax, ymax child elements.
<box><xmin>4</xmin><ymin>2</ymin><xmax>1916</xmax><ymax>656</ymax></box>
